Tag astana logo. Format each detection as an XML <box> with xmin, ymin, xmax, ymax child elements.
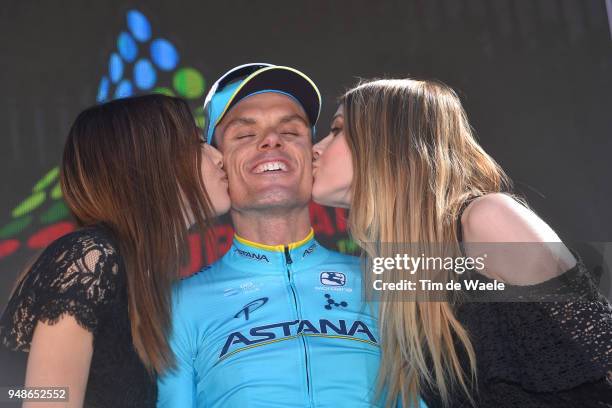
<box><xmin>0</xmin><ymin>9</ymin><xmax>207</xmax><ymax>261</ymax></box>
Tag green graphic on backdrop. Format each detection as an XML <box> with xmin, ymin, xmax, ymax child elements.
<box><xmin>0</xmin><ymin>9</ymin><xmax>208</xmax><ymax>259</ymax></box>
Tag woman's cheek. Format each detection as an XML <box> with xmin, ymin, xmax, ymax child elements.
<box><xmin>313</xmin><ymin>159</ymin><xmax>332</xmax><ymax>203</ymax></box>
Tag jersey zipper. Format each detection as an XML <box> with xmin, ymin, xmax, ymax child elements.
<box><xmin>284</xmin><ymin>245</ymin><xmax>314</xmax><ymax>407</ymax></box>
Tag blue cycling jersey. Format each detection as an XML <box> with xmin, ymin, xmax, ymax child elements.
<box><xmin>156</xmin><ymin>229</ymin><xmax>383</xmax><ymax>407</ymax></box>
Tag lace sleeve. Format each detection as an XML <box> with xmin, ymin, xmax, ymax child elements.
<box><xmin>484</xmin><ymin>261</ymin><xmax>612</xmax><ymax>392</ymax></box>
<box><xmin>0</xmin><ymin>226</ymin><xmax>121</xmax><ymax>352</ymax></box>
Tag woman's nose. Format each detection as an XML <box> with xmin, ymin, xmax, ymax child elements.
<box><xmin>206</xmin><ymin>144</ymin><xmax>224</xmax><ymax>168</ymax></box>
<box><xmin>312</xmin><ymin>145</ymin><xmax>321</xmax><ymax>160</ymax></box>
<box><xmin>313</xmin><ymin>135</ymin><xmax>332</xmax><ymax>160</ymax></box>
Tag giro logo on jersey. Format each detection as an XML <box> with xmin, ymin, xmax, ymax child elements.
<box><xmin>219</xmin><ymin>319</ymin><xmax>378</xmax><ymax>360</ymax></box>
<box><xmin>324</xmin><ymin>294</ymin><xmax>347</xmax><ymax>310</ymax></box>
<box><xmin>302</xmin><ymin>243</ymin><xmax>317</xmax><ymax>258</ymax></box>
<box><xmin>234</xmin><ymin>297</ymin><xmax>269</xmax><ymax>321</ymax></box>
<box><xmin>234</xmin><ymin>247</ymin><xmax>270</xmax><ymax>263</ymax></box>
<box><xmin>320</xmin><ymin>271</ymin><xmax>346</xmax><ymax>286</ymax></box>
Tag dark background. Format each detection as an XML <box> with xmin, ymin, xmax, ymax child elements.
<box><xmin>0</xmin><ymin>0</ymin><xmax>611</xmax><ymax>396</ymax></box>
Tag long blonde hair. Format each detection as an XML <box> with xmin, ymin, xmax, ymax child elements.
<box><xmin>342</xmin><ymin>79</ymin><xmax>511</xmax><ymax>406</ymax></box>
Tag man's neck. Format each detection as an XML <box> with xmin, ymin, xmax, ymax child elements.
<box><xmin>231</xmin><ymin>206</ymin><xmax>312</xmax><ymax>246</ymax></box>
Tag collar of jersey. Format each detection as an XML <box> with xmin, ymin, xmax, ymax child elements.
<box><xmin>234</xmin><ymin>228</ymin><xmax>314</xmax><ymax>252</ymax></box>
<box><xmin>227</xmin><ymin>228</ymin><xmax>322</xmax><ymax>271</ymax></box>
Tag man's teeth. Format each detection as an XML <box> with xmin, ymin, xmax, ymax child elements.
<box><xmin>255</xmin><ymin>162</ymin><xmax>288</xmax><ymax>173</ymax></box>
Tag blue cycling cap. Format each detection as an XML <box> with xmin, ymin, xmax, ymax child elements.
<box><xmin>203</xmin><ymin>63</ymin><xmax>321</xmax><ymax>145</ymax></box>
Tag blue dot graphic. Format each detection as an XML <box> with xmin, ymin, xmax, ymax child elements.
<box><xmin>109</xmin><ymin>53</ymin><xmax>123</xmax><ymax>84</ymax></box>
<box><xmin>150</xmin><ymin>38</ymin><xmax>179</xmax><ymax>71</ymax></box>
<box><xmin>97</xmin><ymin>77</ymin><xmax>110</xmax><ymax>102</ymax></box>
<box><xmin>127</xmin><ymin>10</ymin><xmax>151</xmax><ymax>42</ymax></box>
<box><xmin>134</xmin><ymin>59</ymin><xmax>156</xmax><ymax>90</ymax></box>
<box><xmin>114</xmin><ymin>79</ymin><xmax>133</xmax><ymax>99</ymax></box>
<box><xmin>117</xmin><ymin>32</ymin><xmax>138</xmax><ymax>63</ymax></box>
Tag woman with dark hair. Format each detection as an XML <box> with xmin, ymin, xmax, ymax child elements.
<box><xmin>0</xmin><ymin>94</ymin><xmax>230</xmax><ymax>407</ymax></box>
<box><xmin>312</xmin><ymin>79</ymin><xmax>612</xmax><ymax>407</ymax></box>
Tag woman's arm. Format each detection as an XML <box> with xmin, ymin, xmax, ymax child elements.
<box><xmin>23</xmin><ymin>315</ymin><xmax>93</xmax><ymax>408</ymax></box>
<box><xmin>462</xmin><ymin>192</ymin><xmax>577</xmax><ymax>284</ymax></box>
<box><xmin>0</xmin><ymin>228</ymin><xmax>123</xmax><ymax>407</ymax></box>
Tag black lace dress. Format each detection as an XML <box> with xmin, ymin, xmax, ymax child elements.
<box><xmin>421</xmin><ymin>263</ymin><xmax>612</xmax><ymax>408</ymax></box>
<box><xmin>421</xmin><ymin>203</ymin><xmax>612</xmax><ymax>407</ymax></box>
<box><xmin>0</xmin><ymin>225</ymin><xmax>157</xmax><ymax>407</ymax></box>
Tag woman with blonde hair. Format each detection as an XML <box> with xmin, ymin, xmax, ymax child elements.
<box><xmin>312</xmin><ymin>79</ymin><xmax>612</xmax><ymax>407</ymax></box>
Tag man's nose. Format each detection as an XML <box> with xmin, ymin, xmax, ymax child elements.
<box><xmin>259</xmin><ymin>131</ymin><xmax>283</xmax><ymax>150</ymax></box>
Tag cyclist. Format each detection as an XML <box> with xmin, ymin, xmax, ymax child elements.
<box><xmin>156</xmin><ymin>63</ymin><xmax>380</xmax><ymax>407</ymax></box>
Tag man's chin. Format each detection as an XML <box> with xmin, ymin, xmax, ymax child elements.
<box><xmin>232</xmin><ymin>188</ymin><xmax>311</xmax><ymax>211</ymax></box>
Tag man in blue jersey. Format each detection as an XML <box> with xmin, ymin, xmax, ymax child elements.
<box><xmin>157</xmin><ymin>63</ymin><xmax>380</xmax><ymax>407</ymax></box>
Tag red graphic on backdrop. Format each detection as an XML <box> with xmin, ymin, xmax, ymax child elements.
<box><xmin>27</xmin><ymin>222</ymin><xmax>76</xmax><ymax>250</ymax></box>
<box><xmin>1</xmin><ymin>205</ymin><xmax>354</xmax><ymax>277</ymax></box>
<box><xmin>0</xmin><ymin>240</ymin><xmax>20</xmax><ymax>259</ymax></box>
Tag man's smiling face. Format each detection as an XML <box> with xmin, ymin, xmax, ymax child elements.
<box><xmin>215</xmin><ymin>92</ymin><xmax>313</xmax><ymax>212</ymax></box>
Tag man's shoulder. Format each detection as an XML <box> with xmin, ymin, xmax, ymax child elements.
<box><xmin>177</xmin><ymin>256</ymin><xmax>228</xmax><ymax>284</ymax></box>
<box><xmin>324</xmin><ymin>248</ymin><xmax>360</xmax><ymax>262</ymax></box>
<box><xmin>170</xmin><ymin>262</ymin><xmax>229</xmax><ymax>315</ymax></box>
<box><xmin>315</xmin><ymin>244</ymin><xmax>361</xmax><ymax>267</ymax></box>
<box><xmin>173</xmin><ymin>260</ymin><xmax>221</xmax><ymax>294</ymax></box>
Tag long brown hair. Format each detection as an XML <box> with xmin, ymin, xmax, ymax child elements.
<box><xmin>60</xmin><ymin>94</ymin><xmax>214</xmax><ymax>375</ymax></box>
<box><xmin>342</xmin><ymin>79</ymin><xmax>512</xmax><ymax>406</ymax></box>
